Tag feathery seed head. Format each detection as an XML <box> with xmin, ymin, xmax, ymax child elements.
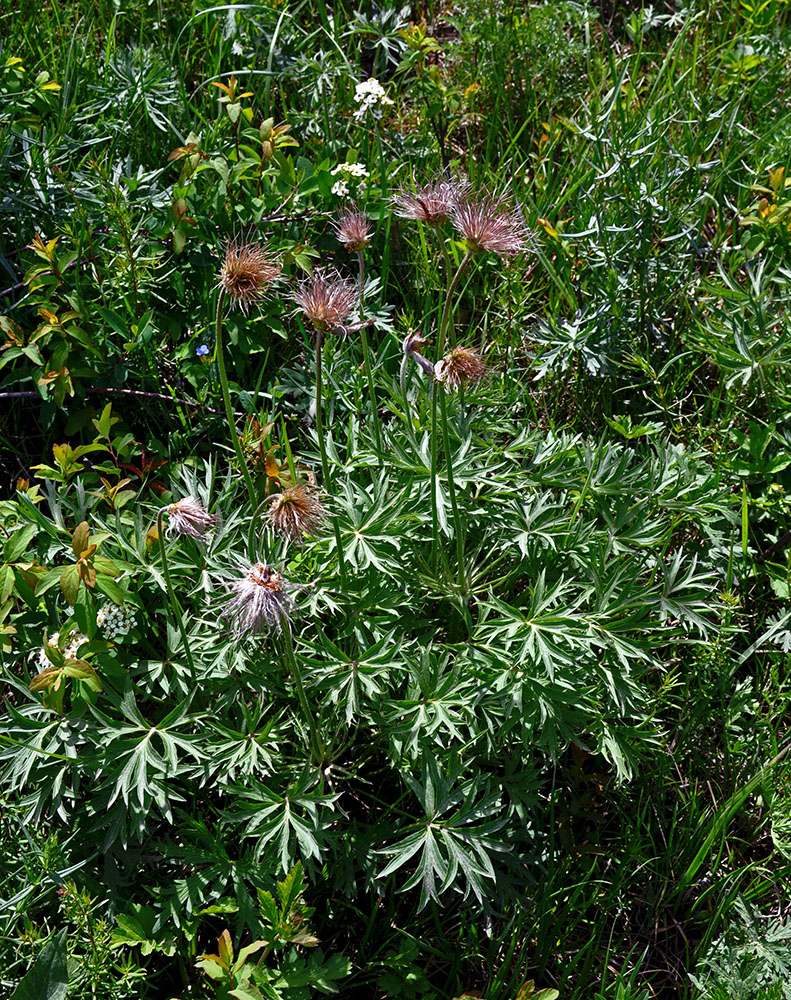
<box><xmin>166</xmin><ymin>496</ymin><xmax>216</xmax><ymax>543</ymax></box>
<box><xmin>266</xmin><ymin>485</ymin><xmax>325</xmax><ymax>541</ymax></box>
<box><xmin>391</xmin><ymin>178</ymin><xmax>469</xmax><ymax>227</ymax></box>
<box><xmin>224</xmin><ymin>562</ymin><xmax>294</xmax><ymax>636</ymax></box>
<box><xmin>333</xmin><ymin>204</ymin><xmax>372</xmax><ymax>251</ymax></box>
<box><xmin>435</xmin><ymin>345</ymin><xmax>487</xmax><ymax>390</ymax></box>
<box><xmin>218</xmin><ymin>239</ymin><xmax>282</xmax><ymax>314</ymax></box>
<box><xmin>451</xmin><ymin>193</ymin><xmax>529</xmax><ymax>258</ymax></box>
<box><xmin>293</xmin><ymin>269</ymin><xmax>358</xmax><ymax>332</ymax></box>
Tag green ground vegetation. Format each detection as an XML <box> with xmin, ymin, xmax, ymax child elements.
<box><xmin>2</xmin><ymin>0</ymin><xmax>791</xmax><ymax>998</ymax></box>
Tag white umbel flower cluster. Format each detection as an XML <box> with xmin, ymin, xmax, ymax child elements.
<box><xmin>37</xmin><ymin>629</ymin><xmax>87</xmax><ymax>669</ymax></box>
<box><xmin>36</xmin><ymin>605</ymin><xmax>135</xmax><ymax>668</ymax></box>
<box><xmin>331</xmin><ymin>162</ymin><xmax>370</xmax><ymax>197</ymax></box>
<box><xmin>353</xmin><ymin>78</ymin><xmax>393</xmax><ymax>122</ymax></box>
<box><xmin>96</xmin><ymin>604</ymin><xmax>136</xmax><ymax>639</ymax></box>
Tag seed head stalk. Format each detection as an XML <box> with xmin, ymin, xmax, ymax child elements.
<box><xmin>156</xmin><ymin>509</ymin><xmax>196</xmax><ymax>680</ymax></box>
<box><xmin>280</xmin><ymin>617</ymin><xmax>324</xmax><ymax>767</ymax></box>
<box><xmin>356</xmin><ymin>250</ymin><xmax>383</xmax><ymax>456</ymax></box>
<box><xmin>439</xmin><ymin>387</ymin><xmax>466</xmax><ymax>593</ymax></box>
<box><xmin>215</xmin><ymin>289</ymin><xmax>257</xmax><ymax>507</ymax></box>
<box><xmin>247</xmin><ymin>498</ymin><xmax>271</xmax><ymax>563</ymax></box>
<box><xmin>431</xmin><ymin>250</ymin><xmax>473</xmax><ymax>570</ymax></box>
<box><xmin>437</xmin><ymin>250</ymin><xmax>472</xmax><ymax>357</ymax></box>
<box><xmin>314</xmin><ymin>329</ymin><xmax>349</xmax><ymax>590</ymax></box>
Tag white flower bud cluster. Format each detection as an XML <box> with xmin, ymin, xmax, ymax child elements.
<box><xmin>96</xmin><ymin>604</ymin><xmax>135</xmax><ymax>639</ymax></box>
<box><xmin>331</xmin><ymin>162</ymin><xmax>370</xmax><ymax>197</ymax></box>
<box><xmin>353</xmin><ymin>78</ymin><xmax>394</xmax><ymax>121</ymax></box>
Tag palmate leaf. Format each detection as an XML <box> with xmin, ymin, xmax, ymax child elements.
<box><xmin>377</xmin><ymin>756</ymin><xmax>508</xmax><ymax>909</ymax></box>
<box><xmin>93</xmin><ymin>688</ymin><xmax>206</xmax><ymax>810</ymax></box>
<box><xmin>230</xmin><ymin>770</ymin><xmax>338</xmax><ymax>871</ymax></box>
<box><xmin>305</xmin><ymin>628</ymin><xmax>405</xmax><ymax>725</ymax></box>
<box><xmin>384</xmin><ymin>649</ymin><xmax>478</xmax><ymax>757</ymax></box>
<box><xmin>332</xmin><ymin>475</ymin><xmax>412</xmax><ymax>575</ymax></box>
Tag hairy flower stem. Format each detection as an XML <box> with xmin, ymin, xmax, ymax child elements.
<box><xmin>281</xmin><ymin>618</ymin><xmax>324</xmax><ymax>767</ymax></box>
<box><xmin>156</xmin><ymin>510</ymin><xmax>196</xmax><ymax>680</ymax></box>
<box><xmin>215</xmin><ymin>290</ymin><xmax>257</xmax><ymax>507</ymax></box>
<box><xmin>356</xmin><ymin>250</ymin><xmax>383</xmax><ymax>456</ymax></box>
<box><xmin>314</xmin><ymin>330</ymin><xmax>349</xmax><ymax>590</ymax></box>
<box><xmin>431</xmin><ymin>251</ymin><xmax>473</xmax><ymax>565</ymax></box>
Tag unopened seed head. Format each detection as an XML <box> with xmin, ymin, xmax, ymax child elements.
<box><xmin>450</xmin><ymin>193</ymin><xmax>529</xmax><ymax>258</ymax></box>
<box><xmin>333</xmin><ymin>204</ymin><xmax>372</xmax><ymax>251</ymax></box>
<box><xmin>391</xmin><ymin>178</ymin><xmax>470</xmax><ymax>226</ymax></box>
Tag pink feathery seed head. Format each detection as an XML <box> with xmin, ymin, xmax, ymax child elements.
<box><xmin>293</xmin><ymin>269</ymin><xmax>358</xmax><ymax>333</ymax></box>
<box><xmin>217</xmin><ymin>238</ymin><xmax>282</xmax><ymax>314</ymax></box>
<box><xmin>434</xmin><ymin>345</ymin><xmax>487</xmax><ymax>390</ymax></box>
<box><xmin>391</xmin><ymin>178</ymin><xmax>470</xmax><ymax>226</ymax></box>
<box><xmin>165</xmin><ymin>496</ymin><xmax>216</xmax><ymax>542</ymax></box>
<box><xmin>224</xmin><ymin>562</ymin><xmax>294</xmax><ymax>636</ymax></box>
<box><xmin>333</xmin><ymin>204</ymin><xmax>372</xmax><ymax>251</ymax></box>
<box><xmin>450</xmin><ymin>192</ymin><xmax>530</xmax><ymax>258</ymax></box>
<box><xmin>265</xmin><ymin>484</ymin><xmax>325</xmax><ymax>541</ymax></box>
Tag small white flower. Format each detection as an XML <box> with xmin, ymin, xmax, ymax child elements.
<box><xmin>96</xmin><ymin>604</ymin><xmax>135</xmax><ymax>637</ymax></box>
<box><xmin>332</xmin><ymin>179</ymin><xmax>350</xmax><ymax>197</ymax></box>
<box><xmin>352</xmin><ymin>77</ymin><xmax>393</xmax><ymax>121</ymax></box>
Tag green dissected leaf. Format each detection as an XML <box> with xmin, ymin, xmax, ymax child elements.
<box><xmin>257</xmin><ymin>888</ymin><xmax>279</xmax><ymax>929</ymax></box>
<box><xmin>277</xmin><ymin>860</ymin><xmax>307</xmax><ymax>915</ymax></box>
<box><xmin>10</xmin><ymin>929</ymin><xmax>68</xmax><ymax>1000</ymax></box>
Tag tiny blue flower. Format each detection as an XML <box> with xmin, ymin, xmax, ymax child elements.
<box><xmin>196</xmin><ymin>344</ymin><xmax>210</xmax><ymax>357</ymax></box>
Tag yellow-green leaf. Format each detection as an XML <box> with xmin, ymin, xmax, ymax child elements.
<box><xmin>72</xmin><ymin>521</ymin><xmax>90</xmax><ymax>557</ymax></box>
<box><xmin>60</xmin><ymin>564</ymin><xmax>80</xmax><ymax>604</ymax></box>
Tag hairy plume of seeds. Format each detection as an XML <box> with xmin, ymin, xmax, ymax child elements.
<box><xmin>450</xmin><ymin>192</ymin><xmax>529</xmax><ymax>258</ymax></box>
<box><xmin>266</xmin><ymin>485</ymin><xmax>325</xmax><ymax>542</ymax></box>
<box><xmin>293</xmin><ymin>269</ymin><xmax>358</xmax><ymax>333</ymax></box>
<box><xmin>217</xmin><ymin>239</ymin><xmax>282</xmax><ymax>314</ymax></box>
<box><xmin>434</xmin><ymin>345</ymin><xmax>487</xmax><ymax>390</ymax></box>
<box><xmin>224</xmin><ymin>562</ymin><xmax>294</xmax><ymax>636</ymax></box>
<box><xmin>165</xmin><ymin>496</ymin><xmax>216</xmax><ymax>543</ymax></box>
<box><xmin>333</xmin><ymin>204</ymin><xmax>372</xmax><ymax>251</ymax></box>
<box><xmin>392</xmin><ymin>179</ymin><xmax>469</xmax><ymax>227</ymax></box>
